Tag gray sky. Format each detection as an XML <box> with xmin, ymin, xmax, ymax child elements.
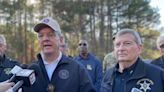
<box><xmin>150</xmin><ymin>0</ymin><xmax>164</xmax><ymax>27</ymax></box>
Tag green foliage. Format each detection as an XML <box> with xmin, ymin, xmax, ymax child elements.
<box><xmin>0</xmin><ymin>0</ymin><xmax>162</xmax><ymax>63</ymax></box>
<box><xmin>120</xmin><ymin>0</ymin><xmax>160</xmax><ymax>28</ymax></box>
<box><xmin>139</xmin><ymin>28</ymin><xmax>160</xmax><ymax>59</ymax></box>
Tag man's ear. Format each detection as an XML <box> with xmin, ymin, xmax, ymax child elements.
<box><xmin>60</xmin><ymin>34</ymin><xmax>65</xmax><ymax>45</ymax></box>
<box><xmin>59</xmin><ymin>36</ymin><xmax>63</xmax><ymax>43</ymax></box>
<box><xmin>138</xmin><ymin>44</ymin><xmax>142</xmax><ymax>54</ymax></box>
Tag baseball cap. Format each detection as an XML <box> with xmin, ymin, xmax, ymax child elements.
<box><xmin>34</xmin><ymin>17</ymin><xmax>61</xmax><ymax>35</ymax></box>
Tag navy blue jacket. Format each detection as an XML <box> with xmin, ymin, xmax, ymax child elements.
<box><xmin>0</xmin><ymin>55</ymin><xmax>20</xmax><ymax>82</ymax></box>
<box><xmin>151</xmin><ymin>56</ymin><xmax>164</xmax><ymax>69</ymax></box>
<box><xmin>74</xmin><ymin>53</ymin><xmax>103</xmax><ymax>92</ymax></box>
<box><xmin>101</xmin><ymin>58</ymin><xmax>164</xmax><ymax>92</ymax></box>
<box><xmin>23</xmin><ymin>54</ymin><xmax>96</xmax><ymax>92</ymax></box>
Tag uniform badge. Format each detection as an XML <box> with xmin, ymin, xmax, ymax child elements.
<box><xmin>58</xmin><ymin>69</ymin><xmax>69</xmax><ymax>79</ymax></box>
<box><xmin>137</xmin><ymin>78</ymin><xmax>154</xmax><ymax>92</ymax></box>
<box><xmin>4</xmin><ymin>68</ymin><xmax>12</xmax><ymax>75</ymax></box>
<box><xmin>47</xmin><ymin>83</ymin><xmax>55</xmax><ymax>92</ymax></box>
<box><xmin>86</xmin><ymin>64</ymin><xmax>92</xmax><ymax>70</ymax></box>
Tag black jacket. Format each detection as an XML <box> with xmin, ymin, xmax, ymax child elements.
<box><xmin>151</xmin><ymin>56</ymin><xmax>164</xmax><ymax>69</ymax></box>
<box><xmin>23</xmin><ymin>54</ymin><xmax>96</xmax><ymax>92</ymax></box>
<box><xmin>101</xmin><ymin>58</ymin><xmax>164</xmax><ymax>92</ymax></box>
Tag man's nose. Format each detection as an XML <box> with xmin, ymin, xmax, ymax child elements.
<box><xmin>42</xmin><ymin>35</ymin><xmax>50</xmax><ymax>40</ymax></box>
<box><xmin>117</xmin><ymin>44</ymin><xmax>126</xmax><ymax>50</ymax></box>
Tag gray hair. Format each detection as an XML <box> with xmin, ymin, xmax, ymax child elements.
<box><xmin>115</xmin><ymin>28</ymin><xmax>142</xmax><ymax>45</ymax></box>
<box><xmin>156</xmin><ymin>34</ymin><xmax>164</xmax><ymax>49</ymax></box>
<box><xmin>0</xmin><ymin>34</ymin><xmax>6</xmax><ymax>45</ymax></box>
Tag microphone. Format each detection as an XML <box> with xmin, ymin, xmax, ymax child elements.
<box><xmin>9</xmin><ymin>74</ymin><xmax>16</xmax><ymax>82</ymax></box>
<box><xmin>12</xmin><ymin>80</ymin><xmax>24</xmax><ymax>92</ymax></box>
<box><xmin>9</xmin><ymin>65</ymin><xmax>36</xmax><ymax>92</ymax></box>
<box><xmin>14</xmin><ymin>67</ymin><xmax>36</xmax><ymax>86</ymax></box>
<box><xmin>9</xmin><ymin>64</ymin><xmax>28</xmax><ymax>82</ymax></box>
<box><xmin>20</xmin><ymin>64</ymin><xmax>28</xmax><ymax>69</ymax></box>
<box><xmin>27</xmin><ymin>63</ymin><xmax>41</xmax><ymax>76</ymax></box>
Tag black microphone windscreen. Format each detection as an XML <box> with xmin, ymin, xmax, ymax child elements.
<box><xmin>20</xmin><ymin>64</ymin><xmax>28</xmax><ymax>69</ymax></box>
<box><xmin>9</xmin><ymin>74</ymin><xmax>16</xmax><ymax>82</ymax></box>
<box><xmin>28</xmin><ymin>63</ymin><xmax>40</xmax><ymax>76</ymax></box>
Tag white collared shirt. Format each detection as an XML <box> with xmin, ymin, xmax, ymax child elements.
<box><xmin>41</xmin><ymin>52</ymin><xmax>62</xmax><ymax>80</ymax></box>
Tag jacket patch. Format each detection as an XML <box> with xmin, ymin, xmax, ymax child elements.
<box><xmin>4</xmin><ymin>68</ymin><xmax>12</xmax><ymax>75</ymax></box>
<box><xmin>86</xmin><ymin>64</ymin><xmax>92</xmax><ymax>70</ymax></box>
<box><xmin>58</xmin><ymin>69</ymin><xmax>69</xmax><ymax>79</ymax></box>
<box><xmin>136</xmin><ymin>78</ymin><xmax>154</xmax><ymax>92</ymax></box>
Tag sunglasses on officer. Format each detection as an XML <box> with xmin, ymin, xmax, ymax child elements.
<box><xmin>160</xmin><ymin>44</ymin><xmax>164</xmax><ymax>48</ymax></box>
<box><xmin>78</xmin><ymin>43</ymin><xmax>87</xmax><ymax>46</ymax></box>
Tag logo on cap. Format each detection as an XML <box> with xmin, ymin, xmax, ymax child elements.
<box><xmin>42</xmin><ymin>18</ymin><xmax>50</xmax><ymax>23</ymax></box>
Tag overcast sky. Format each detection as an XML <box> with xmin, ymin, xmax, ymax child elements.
<box><xmin>150</xmin><ymin>0</ymin><xmax>164</xmax><ymax>27</ymax></box>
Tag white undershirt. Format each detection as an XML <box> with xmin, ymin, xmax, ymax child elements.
<box><xmin>41</xmin><ymin>52</ymin><xmax>62</xmax><ymax>80</ymax></box>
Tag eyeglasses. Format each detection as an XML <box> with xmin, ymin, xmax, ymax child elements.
<box><xmin>160</xmin><ymin>44</ymin><xmax>164</xmax><ymax>48</ymax></box>
<box><xmin>78</xmin><ymin>43</ymin><xmax>87</xmax><ymax>46</ymax></box>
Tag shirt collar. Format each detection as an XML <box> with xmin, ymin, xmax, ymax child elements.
<box><xmin>106</xmin><ymin>58</ymin><xmax>145</xmax><ymax>84</ymax></box>
<box><xmin>115</xmin><ymin>58</ymin><xmax>138</xmax><ymax>75</ymax></box>
<box><xmin>41</xmin><ymin>51</ymin><xmax>62</xmax><ymax>65</ymax></box>
<box><xmin>78</xmin><ymin>53</ymin><xmax>90</xmax><ymax>60</ymax></box>
<box><xmin>0</xmin><ymin>54</ymin><xmax>5</xmax><ymax>63</ymax></box>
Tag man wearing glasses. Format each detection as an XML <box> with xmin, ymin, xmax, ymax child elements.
<box><xmin>101</xmin><ymin>29</ymin><xmax>164</xmax><ymax>92</ymax></box>
<box><xmin>151</xmin><ymin>34</ymin><xmax>164</xmax><ymax>69</ymax></box>
<box><xmin>74</xmin><ymin>39</ymin><xmax>103</xmax><ymax>92</ymax></box>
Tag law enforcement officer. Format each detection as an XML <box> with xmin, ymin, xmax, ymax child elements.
<box><xmin>103</xmin><ymin>33</ymin><xmax>117</xmax><ymax>72</ymax></box>
<box><xmin>74</xmin><ymin>39</ymin><xmax>103</xmax><ymax>92</ymax></box>
<box><xmin>103</xmin><ymin>52</ymin><xmax>117</xmax><ymax>72</ymax></box>
<box><xmin>23</xmin><ymin>17</ymin><xmax>96</xmax><ymax>92</ymax></box>
<box><xmin>0</xmin><ymin>34</ymin><xmax>20</xmax><ymax>82</ymax></box>
<box><xmin>101</xmin><ymin>29</ymin><xmax>164</xmax><ymax>92</ymax></box>
<box><xmin>59</xmin><ymin>34</ymin><xmax>68</xmax><ymax>56</ymax></box>
<box><xmin>151</xmin><ymin>34</ymin><xmax>164</xmax><ymax>69</ymax></box>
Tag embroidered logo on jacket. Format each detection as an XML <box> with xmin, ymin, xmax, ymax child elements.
<box><xmin>58</xmin><ymin>69</ymin><xmax>69</xmax><ymax>79</ymax></box>
<box><xmin>86</xmin><ymin>64</ymin><xmax>92</xmax><ymax>70</ymax></box>
<box><xmin>4</xmin><ymin>68</ymin><xmax>12</xmax><ymax>75</ymax></box>
<box><xmin>137</xmin><ymin>78</ymin><xmax>154</xmax><ymax>92</ymax></box>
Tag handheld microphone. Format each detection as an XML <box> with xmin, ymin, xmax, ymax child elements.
<box><xmin>27</xmin><ymin>63</ymin><xmax>41</xmax><ymax>76</ymax></box>
<box><xmin>12</xmin><ymin>80</ymin><xmax>24</xmax><ymax>92</ymax></box>
<box><xmin>9</xmin><ymin>65</ymin><xmax>36</xmax><ymax>92</ymax></box>
<box><xmin>9</xmin><ymin>64</ymin><xmax>28</xmax><ymax>82</ymax></box>
<box><xmin>9</xmin><ymin>74</ymin><xmax>16</xmax><ymax>82</ymax></box>
<box><xmin>15</xmin><ymin>67</ymin><xmax>36</xmax><ymax>86</ymax></box>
